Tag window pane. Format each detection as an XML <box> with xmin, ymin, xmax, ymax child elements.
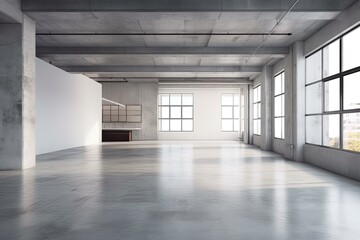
<box><xmin>182</xmin><ymin>106</ymin><xmax>193</xmax><ymax>119</ymax></box>
<box><xmin>234</xmin><ymin>119</ymin><xmax>240</xmax><ymax>132</ymax></box>
<box><xmin>222</xmin><ymin>94</ymin><xmax>233</xmax><ymax>105</ymax></box>
<box><xmin>257</xmin><ymin>86</ymin><xmax>261</xmax><ymax>101</ymax></box>
<box><xmin>306</xmin><ymin>83</ymin><xmax>322</xmax><ymax>114</ymax></box>
<box><xmin>127</xmin><ymin>116</ymin><xmax>141</xmax><ymax>122</ymax></box>
<box><xmin>170</xmin><ymin>106</ymin><xmax>181</xmax><ymax>118</ymax></box>
<box><xmin>343</xmin><ymin>113</ymin><xmax>360</xmax><ymax>152</ymax></box>
<box><xmin>182</xmin><ymin>94</ymin><xmax>193</xmax><ymax>105</ymax></box>
<box><xmin>274</xmin><ymin>117</ymin><xmax>283</xmax><ymax>139</ymax></box>
<box><xmin>222</xmin><ymin>119</ymin><xmax>233</xmax><ymax>131</ymax></box>
<box><xmin>274</xmin><ymin>95</ymin><xmax>284</xmax><ymax>117</ymax></box>
<box><xmin>274</xmin><ymin>73</ymin><xmax>283</xmax><ymax>95</ymax></box>
<box><xmin>234</xmin><ymin>94</ymin><xmax>240</xmax><ymax>105</ymax></box>
<box><xmin>324</xmin><ymin>79</ymin><xmax>340</xmax><ymax>111</ymax></box>
<box><xmin>159</xmin><ymin>94</ymin><xmax>169</xmax><ymax>105</ymax></box>
<box><xmin>323</xmin><ymin>114</ymin><xmax>340</xmax><ymax>148</ymax></box>
<box><xmin>170</xmin><ymin>119</ymin><xmax>181</xmax><ymax>131</ymax></box>
<box><xmin>253</xmin><ymin>88</ymin><xmax>258</xmax><ymax>102</ymax></box>
<box><xmin>257</xmin><ymin>103</ymin><xmax>261</xmax><ymax>118</ymax></box>
<box><xmin>103</xmin><ymin>116</ymin><xmax>110</xmax><ymax>122</ymax></box>
<box><xmin>343</xmin><ymin>26</ymin><xmax>360</xmax><ymax>71</ymax></box>
<box><xmin>234</xmin><ymin>106</ymin><xmax>240</xmax><ymax>118</ymax></box>
<box><xmin>182</xmin><ymin>120</ymin><xmax>193</xmax><ymax>131</ymax></box>
<box><xmin>159</xmin><ymin>106</ymin><xmax>169</xmax><ymax>118</ymax></box>
<box><xmin>111</xmin><ymin>115</ymin><xmax>118</xmax><ymax>122</ymax></box>
<box><xmin>170</xmin><ymin>94</ymin><xmax>181</xmax><ymax>105</ymax></box>
<box><xmin>323</xmin><ymin>39</ymin><xmax>340</xmax><ymax>78</ymax></box>
<box><xmin>306</xmin><ymin>50</ymin><xmax>322</xmax><ymax>84</ymax></box>
<box><xmin>160</xmin><ymin>119</ymin><xmax>169</xmax><ymax>131</ymax></box>
<box><xmin>253</xmin><ymin>103</ymin><xmax>258</xmax><ymax>119</ymax></box>
<box><xmin>222</xmin><ymin>106</ymin><xmax>233</xmax><ymax>118</ymax></box>
<box><xmin>343</xmin><ymin>72</ymin><xmax>360</xmax><ymax>110</ymax></box>
<box><xmin>306</xmin><ymin>115</ymin><xmax>322</xmax><ymax>145</ymax></box>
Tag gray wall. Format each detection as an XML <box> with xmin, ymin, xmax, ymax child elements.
<box><xmin>101</xmin><ymin>82</ymin><xmax>158</xmax><ymax>140</ymax></box>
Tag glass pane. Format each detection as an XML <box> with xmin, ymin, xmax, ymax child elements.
<box><xmin>222</xmin><ymin>106</ymin><xmax>233</xmax><ymax>118</ymax></box>
<box><xmin>306</xmin><ymin>115</ymin><xmax>322</xmax><ymax>145</ymax></box>
<box><xmin>253</xmin><ymin>88</ymin><xmax>258</xmax><ymax>102</ymax></box>
<box><xmin>257</xmin><ymin>103</ymin><xmax>261</xmax><ymax>118</ymax></box>
<box><xmin>182</xmin><ymin>106</ymin><xmax>193</xmax><ymax>119</ymax></box>
<box><xmin>119</xmin><ymin>116</ymin><xmax>126</xmax><ymax>122</ymax></box>
<box><xmin>234</xmin><ymin>94</ymin><xmax>240</xmax><ymax>105</ymax></box>
<box><xmin>170</xmin><ymin>106</ymin><xmax>181</xmax><ymax>118</ymax></box>
<box><xmin>159</xmin><ymin>107</ymin><xmax>169</xmax><ymax>118</ymax></box>
<box><xmin>343</xmin><ymin>26</ymin><xmax>360</xmax><ymax>71</ymax></box>
<box><xmin>274</xmin><ymin>73</ymin><xmax>283</xmax><ymax>95</ymax></box>
<box><xmin>324</xmin><ymin>79</ymin><xmax>340</xmax><ymax>111</ymax></box>
<box><xmin>103</xmin><ymin>110</ymin><xmax>110</xmax><ymax>115</ymax></box>
<box><xmin>127</xmin><ymin>105</ymin><xmax>141</xmax><ymax>111</ymax></box>
<box><xmin>222</xmin><ymin>94</ymin><xmax>233</xmax><ymax>105</ymax></box>
<box><xmin>274</xmin><ymin>117</ymin><xmax>283</xmax><ymax>139</ymax></box>
<box><xmin>170</xmin><ymin>94</ymin><xmax>182</xmax><ymax>105</ymax></box>
<box><xmin>306</xmin><ymin>83</ymin><xmax>322</xmax><ymax>114</ymax></box>
<box><xmin>258</xmin><ymin>119</ymin><xmax>261</xmax><ymax>135</ymax></box>
<box><xmin>323</xmin><ymin>39</ymin><xmax>340</xmax><ymax>78</ymax></box>
<box><xmin>103</xmin><ymin>106</ymin><xmax>110</xmax><ymax>111</ymax></box>
<box><xmin>222</xmin><ymin>119</ymin><xmax>233</xmax><ymax>131</ymax></box>
<box><xmin>103</xmin><ymin>116</ymin><xmax>110</xmax><ymax>122</ymax></box>
<box><xmin>257</xmin><ymin>86</ymin><xmax>261</xmax><ymax>102</ymax></box>
<box><xmin>234</xmin><ymin>119</ymin><xmax>240</xmax><ymax>132</ymax></box>
<box><xmin>234</xmin><ymin>106</ymin><xmax>240</xmax><ymax>118</ymax></box>
<box><xmin>159</xmin><ymin>94</ymin><xmax>169</xmax><ymax>105</ymax></box>
<box><xmin>344</xmin><ymin>72</ymin><xmax>360</xmax><ymax>110</ymax></box>
<box><xmin>127</xmin><ymin>116</ymin><xmax>141</xmax><ymax>122</ymax></box>
<box><xmin>182</xmin><ymin>120</ymin><xmax>193</xmax><ymax>131</ymax></box>
<box><xmin>343</xmin><ymin>113</ymin><xmax>360</xmax><ymax>152</ymax></box>
<box><xmin>182</xmin><ymin>94</ymin><xmax>193</xmax><ymax>105</ymax></box>
<box><xmin>170</xmin><ymin>119</ymin><xmax>181</xmax><ymax>131</ymax></box>
<box><xmin>274</xmin><ymin>95</ymin><xmax>284</xmax><ymax>117</ymax></box>
<box><xmin>160</xmin><ymin>119</ymin><xmax>169</xmax><ymax>131</ymax></box>
<box><xmin>253</xmin><ymin>103</ymin><xmax>258</xmax><ymax>119</ymax></box>
<box><xmin>323</xmin><ymin>114</ymin><xmax>340</xmax><ymax>148</ymax></box>
<box><xmin>306</xmin><ymin>50</ymin><xmax>322</xmax><ymax>84</ymax></box>
<box><xmin>111</xmin><ymin>115</ymin><xmax>119</xmax><ymax>122</ymax></box>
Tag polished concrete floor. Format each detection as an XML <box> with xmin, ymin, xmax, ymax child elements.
<box><xmin>1</xmin><ymin>141</ymin><xmax>360</xmax><ymax>240</ymax></box>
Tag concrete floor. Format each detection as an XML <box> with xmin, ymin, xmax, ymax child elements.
<box><xmin>1</xmin><ymin>141</ymin><xmax>360</xmax><ymax>240</ymax></box>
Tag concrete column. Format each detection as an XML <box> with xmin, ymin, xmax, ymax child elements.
<box><xmin>0</xmin><ymin>15</ymin><xmax>36</xmax><ymax>169</ymax></box>
<box><xmin>244</xmin><ymin>84</ymin><xmax>252</xmax><ymax>144</ymax></box>
<box><xmin>261</xmin><ymin>66</ymin><xmax>272</xmax><ymax>151</ymax></box>
<box><xmin>291</xmin><ymin>42</ymin><xmax>306</xmax><ymax>161</ymax></box>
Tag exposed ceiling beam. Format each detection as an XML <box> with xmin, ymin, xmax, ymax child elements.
<box><xmin>37</xmin><ymin>47</ymin><xmax>289</xmax><ymax>56</ymax></box>
<box><xmin>36</xmin><ymin>32</ymin><xmax>292</xmax><ymax>36</ymax></box>
<box><xmin>22</xmin><ymin>0</ymin><xmax>355</xmax><ymax>12</ymax></box>
<box><xmin>63</xmin><ymin>66</ymin><xmax>263</xmax><ymax>73</ymax></box>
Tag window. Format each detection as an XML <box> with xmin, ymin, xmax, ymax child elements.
<box><xmin>158</xmin><ymin>94</ymin><xmax>193</xmax><ymax>132</ymax></box>
<box><xmin>305</xmin><ymin>25</ymin><xmax>360</xmax><ymax>152</ymax></box>
<box><xmin>102</xmin><ymin>105</ymin><xmax>141</xmax><ymax>123</ymax></box>
<box><xmin>221</xmin><ymin>93</ymin><xmax>240</xmax><ymax>132</ymax></box>
<box><xmin>274</xmin><ymin>72</ymin><xmax>285</xmax><ymax>139</ymax></box>
<box><xmin>253</xmin><ymin>85</ymin><xmax>261</xmax><ymax>135</ymax></box>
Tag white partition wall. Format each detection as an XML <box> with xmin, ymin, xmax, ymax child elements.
<box><xmin>36</xmin><ymin>59</ymin><xmax>102</xmax><ymax>155</ymax></box>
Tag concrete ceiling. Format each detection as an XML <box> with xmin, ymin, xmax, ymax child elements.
<box><xmin>23</xmin><ymin>0</ymin><xmax>359</xmax><ymax>82</ymax></box>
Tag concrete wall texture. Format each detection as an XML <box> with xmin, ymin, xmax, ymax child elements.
<box><xmin>36</xmin><ymin>59</ymin><xmax>102</xmax><ymax>155</ymax></box>
<box><xmin>101</xmin><ymin>82</ymin><xmax>158</xmax><ymax>140</ymax></box>
<box><xmin>0</xmin><ymin>16</ymin><xmax>36</xmax><ymax>170</ymax></box>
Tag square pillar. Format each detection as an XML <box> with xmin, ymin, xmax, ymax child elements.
<box><xmin>0</xmin><ymin>15</ymin><xmax>36</xmax><ymax>169</ymax></box>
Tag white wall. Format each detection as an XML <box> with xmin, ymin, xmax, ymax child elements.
<box><xmin>36</xmin><ymin>59</ymin><xmax>102</xmax><ymax>155</ymax></box>
<box><xmin>158</xmin><ymin>87</ymin><xmax>240</xmax><ymax>140</ymax></box>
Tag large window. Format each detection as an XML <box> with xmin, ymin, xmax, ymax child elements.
<box><xmin>158</xmin><ymin>94</ymin><xmax>194</xmax><ymax>132</ymax></box>
<box><xmin>305</xmin><ymin>25</ymin><xmax>360</xmax><ymax>152</ymax></box>
<box><xmin>253</xmin><ymin>85</ymin><xmax>261</xmax><ymax>135</ymax></box>
<box><xmin>274</xmin><ymin>71</ymin><xmax>285</xmax><ymax>139</ymax></box>
<box><xmin>221</xmin><ymin>93</ymin><xmax>240</xmax><ymax>132</ymax></box>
